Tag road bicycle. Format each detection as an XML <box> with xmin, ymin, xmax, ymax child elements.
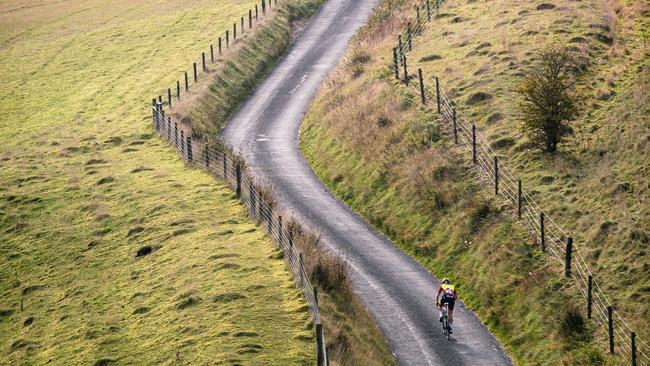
<box><xmin>441</xmin><ymin>303</ymin><xmax>451</xmax><ymax>340</ymax></box>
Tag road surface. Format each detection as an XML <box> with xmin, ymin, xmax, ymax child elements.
<box><xmin>222</xmin><ymin>0</ymin><xmax>513</xmax><ymax>364</ymax></box>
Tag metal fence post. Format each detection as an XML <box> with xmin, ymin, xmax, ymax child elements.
<box><xmin>539</xmin><ymin>212</ymin><xmax>546</xmax><ymax>252</ymax></box>
<box><xmin>235</xmin><ymin>164</ymin><xmax>241</xmax><ymax>198</ymax></box>
<box><xmin>565</xmin><ymin>237</ymin><xmax>573</xmax><ymax>277</ymax></box>
<box><xmin>393</xmin><ymin>48</ymin><xmax>399</xmax><ymax>80</ymax></box>
<box><xmin>608</xmin><ymin>306</ymin><xmax>614</xmax><ymax>354</ymax></box>
<box><xmin>435</xmin><ymin>77</ymin><xmax>441</xmax><ymax>113</ymax></box>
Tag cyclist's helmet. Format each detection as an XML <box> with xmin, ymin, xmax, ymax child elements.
<box><xmin>442</xmin><ymin>278</ymin><xmax>450</xmax><ymax>284</ymax></box>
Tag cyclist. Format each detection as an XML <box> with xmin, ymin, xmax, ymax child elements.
<box><xmin>436</xmin><ymin>278</ymin><xmax>458</xmax><ymax>333</ymax></box>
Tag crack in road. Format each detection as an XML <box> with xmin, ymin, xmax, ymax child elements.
<box><xmin>223</xmin><ymin>0</ymin><xmax>513</xmax><ymax>364</ymax></box>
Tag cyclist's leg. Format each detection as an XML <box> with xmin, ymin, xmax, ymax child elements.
<box><xmin>448</xmin><ymin>299</ymin><xmax>455</xmax><ymax>324</ymax></box>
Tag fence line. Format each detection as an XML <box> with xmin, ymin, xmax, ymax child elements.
<box><xmin>151</xmin><ymin>102</ymin><xmax>329</xmax><ymax>364</ymax></box>
<box><xmin>154</xmin><ymin>0</ymin><xmax>278</xmax><ymax>111</ymax></box>
<box><xmin>389</xmin><ymin>0</ymin><xmax>647</xmax><ymax>364</ymax></box>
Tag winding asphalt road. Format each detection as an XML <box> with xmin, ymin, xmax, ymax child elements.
<box><xmin>223</xmin><ymin>0</ymin><xmax>513</xmax><ymax>364</ymax></box>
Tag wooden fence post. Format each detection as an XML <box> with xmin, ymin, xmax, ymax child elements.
<box><xmin>174</xmin><ymin>122</ymin><xmax>179</xmax><ymax>147</ymax></box>
<box><xmin>256</xmin><ymin>190</ymin><xmax>262</xmax><ymax>221</ymax></box>
<box><xmin>299</xmin><ymin>253</ymin><xmax>304</xmax><ymax>287</ymax></box>
<box><xmin>278</xmin><ymin>216</ymin><xmax>283</xmax><ymax>245</ymax></box>
<box><xmin>249</xmin><ymin>10</ymin><xmax>253</xmax><ymax>28</ymax></box>
<box><xmin>205</xmin><ymin>146</ymin><xmax>210</xmax><ymax>168</ymax></box>
<box><xmin>398</xmin><ymin>35</ymin><xmax>403</xmax><ymax>61</ymax></box>
<box><xmin>210</xmin><ymin>45</ymin><xmax>214</xmax><ymax>62</ymax></box>
<box><xmin>518</xmin><ymin>179</ymin><xmax>522</xmax><ymax>219</ymax></box>
<box><xmin>472</xmin><ymin>124</ymin><xmax>477</xmax><ymax>163</ymax></box>
<box><xmin>233</xmin><ymin>23</ymin><xmax>237</xmax><ymax>41</ymax></box>
<box><xmin>235</xmin><ymin>164</ymin><xmax>241</xmax><ymax>198</ymax></box>
<box><xmin>184</xmin><ymin>72</ymin><xmax>189</xmax><ymax>91</ymax></box>
<box><xmin>539</xmin><ymin>212</ymin><xmax>546</xmax><ymax>252</ymax></box>
<box><xmin>494</xmin><ymin>156</ymin><xmax>499</xmax><ymax>196</ymax></box>
<box><xmin>219</xmin><ymin>37</ymin><xmax>222</xmax><ymax>55</ymax></box>
<box><xmin>262</xmin><ymin>0</ymin><xmax>266</xmax><ymax>15</ymax></box>
<box><xmin>631</xmin><ymin>331</ymin><xmax>637</xmax><ymax>366</ymax></box>
<box><xmin>241</xmin><ymin>17</ymin><xmax>244</xmax><ymax>33</ymax></box>
<box><xmin>202</xmin><ymin>52</ymin><xmax>206</xmax><ymax>71</ymax></box>
<box><xmin>435</xmin><ymin>77</ymin><xmax>441</xmax><ymax>113</ymax></box>
<box><xmin>402</xmin><ymin>54</ymin><xmax>408</xmax><ymax>85</ymax></box>
<box><xmin>186</xmin><ymin>136</ymin><xmax>193</xmax><ymax>162</ymax></box>
<box><xmin>407</xmin><ymin>22</ymin><xmax>412</xmax><ymax>51</ymax></box>
<box><xmin>267</xmin><ymin>206</ymin><xmax>273</xmax><ymax>232</ymax></box>
<box><xmin>587</xmin><ymin>275</ymin><xmax>594</xmax><ymax>319</ymax></box>
<box><xmin>418</xmin><ymin>68</ymin><xmax>425</xmax><ymax>104</ymax></box>
<box><xmin>316</xmin><ymin>322</ymin><xmax>325</xmax><ymax>366</ymax></box>
<box><xmin>223</xmin><ymin>155</ymin><xmax>227</xmax><ymax>180</ymax></box>
<box><xmin>565</xmin><ymin>237</ymin><xmax>572</xmax><ymax>277</ymax></box>
<box><xmin>176</xmin><ymin>81</ymin><xmax>180</xmax><ymax>100</ymax></box>
<box><xmin>313</xmin><ymin>286</ymin><xmax>319</xmax><ymax>309</ymax></box>
<box><xmin>193</xmin><ymin>62</ymin><xmax>197</xmax><ymax>82</ymax></box>
<box><xmin>226</xmin><ymin>30</ymin><xmax>230</xmax><ymax>48</ymax></box>
<box><xmin>608</xmin><ymin>306</ymin><xmax>614</xmax><ymax>354</ymax></box>
<box><xmin>168</xmin><ymin>88</ymin><xmax>172</xmax><ymax>108</ymax></box>
<box><xmin>393</xmin><ymin>48</ymin><xmax>399</xmax><ymax>80</ymax></box>
<box><xmin>452</xmin><ymin>108</ymin><xmax>458</xmax><ymax>143</ymax></box>
<box><xmin>180</xmin><ymin>130</ymin><xmax>184</xmax><ymax>155</ymax></box>
<box><xmin>256</xmin><ymin>4</ymin><xmax>259</xmax><ymax>19</ymax></box>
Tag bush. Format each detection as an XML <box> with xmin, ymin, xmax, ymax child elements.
<box><xmin>515</xmin><ymin>46</ymin><xmax>583</xmax><ymax>153</ymax></box>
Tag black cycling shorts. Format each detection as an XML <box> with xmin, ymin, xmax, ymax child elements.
<box><xmin>440</xmin><ymin>294</ymin><xmax>455</xmax><ymax>311</ymax></box>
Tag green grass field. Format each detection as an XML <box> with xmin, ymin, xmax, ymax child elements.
<box><xmin>0</xmin><ymin>1</ymin><xmax>315</xmax><ymax>364</ymax></box>
<box><xmin>301</xmin><ymin>0</ymin><xmax>648</xmax><ymax>364</ymax></box>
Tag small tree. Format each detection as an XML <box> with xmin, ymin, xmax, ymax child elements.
<box><xmin>516</xmin><ymin>46</ymin><xmax>583</xmax><ymax>153</ymax></box>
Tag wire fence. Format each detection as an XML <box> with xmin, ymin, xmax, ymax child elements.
<box><xmin>389</xmin><ymin>0</ymin><xmax>648</xmax><ymax>364</ymax></box>
<box><xmin>153</xmin><ymin>0</ymin><xmax>278</xmax><ymax>110</ymax></box>
<box><xmin>151</xmin><ymin>102</ymin><xmax>329</xmax><ymax>364</ymax></box>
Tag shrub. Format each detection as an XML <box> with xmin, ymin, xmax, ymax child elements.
<box><xmin>515</xmin><ymin>45</ymin><xmax>583</xmax><ymax>153</ymax></box>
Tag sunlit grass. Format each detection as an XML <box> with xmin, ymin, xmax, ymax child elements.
<box><xmin>0</xmin><ymin>0</ymin><xmax>313</xmax><ymax>364</ymax></box>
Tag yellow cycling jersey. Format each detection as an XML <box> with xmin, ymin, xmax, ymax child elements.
<box><xmin>441</xmin><ymin>284</ymin><xmax>455</xmax><ymax>293</ymax></box>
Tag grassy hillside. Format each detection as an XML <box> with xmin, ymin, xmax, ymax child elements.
<box><xmin>301</xmin><ymin>0</ymin><xmax>648</xmax><ymax>364</ymax></box>
<box><xmin>0</xmin><ymin>1</ymin><xmax>315</xmax><ymax>364</ymax></box>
